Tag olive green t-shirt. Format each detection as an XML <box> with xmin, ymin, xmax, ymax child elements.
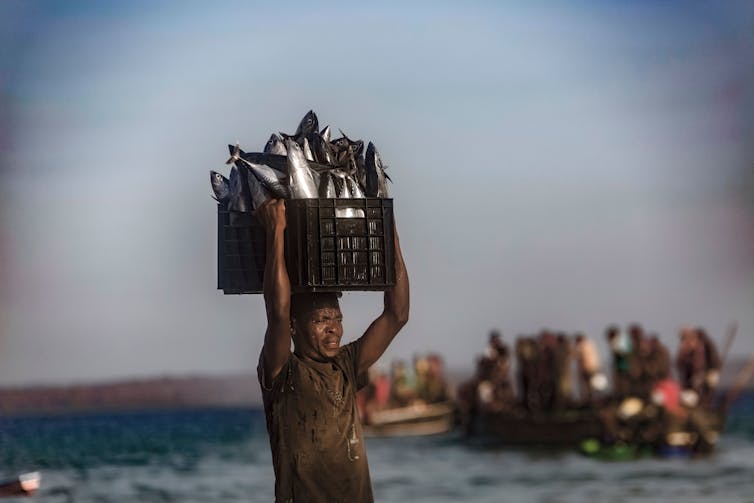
<box><xmin>258</xmin><ymin>340</ymin><xmax>373</xmax><ymax>503</ymax></box>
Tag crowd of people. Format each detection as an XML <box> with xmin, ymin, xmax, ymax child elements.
<box><xmin>356</xmin><ymin>354</ymin><xmax>451</xmax><ymax>423</ymax></box>
<box><xmin>457</xmin><ymin>324</ymin><xmax>724</xmax><ymax>429</ymax></box>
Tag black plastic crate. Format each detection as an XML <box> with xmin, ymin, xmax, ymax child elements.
<box><xmin>217</xmin><ymin>198</ymin><xmax>395</xmax><ymax>294</ymax></box>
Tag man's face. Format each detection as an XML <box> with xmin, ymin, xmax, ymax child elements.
<box><xmin>293</xmin><ymin>306</ymin><xmax>344</xmax><ymax>362</ymax></box>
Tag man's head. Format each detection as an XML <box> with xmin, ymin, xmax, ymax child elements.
<box><xmin>605</xmin><ymin>325</ymin><xmax>620</xmax><ymax>341</ymax></box>
<box><xmin>679</xmin><ymin>325</ymin><xmax>698</xmax><ymax>349</ymax></box>
<box><xmin>290</xmin><ymin>292</ymin><xmax>343</xmax><ymax>362</ymax></box>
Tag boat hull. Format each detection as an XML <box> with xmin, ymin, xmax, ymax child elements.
<box><xmin>363</xmin><ymin>402</ymin><xmax>455</xmax><ymax>438</ymax></box>
<box><xmin>468</xmin><ymin>409</ymin><xmax>603</xmax><ymax>446</ymax></box>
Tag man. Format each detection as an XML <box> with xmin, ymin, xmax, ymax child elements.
<box><xmin>676</xmin><ymin>326</ymin><xmax>705</xmax><ymax>395</ymax></box>
<box><xmin>256</xmin><ymin>199</ymin><xmax>409</xmax><ymax>503</ymax></box>
<box><xmin>574</xmin><ymin>333</ymin><xmax>601</xmax><ymax>404</ymax></box>
<box><xmin>515</xmin><ymin>336</ymin><xmax>540</xmax><ymax>411</ymax></box>
<box><xmin>696</xmin><ymin>327</ymin><xmax>721</xmax><ymax>407</ymax></box>
<box><xmin>626</xmin><ymin>323</ymin><xmax>645</xmax><ymax>397</ymax></box>
<box><xmin>605</xmin><ymin>325</ymin><xmax>630</xmax><ymax>400</ymax></box>
<box><xmin>553</xmin><ymin>333</ymin><xmax>573</xmax><ymax>409</ymax></box>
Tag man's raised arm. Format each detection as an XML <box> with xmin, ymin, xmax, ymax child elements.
<box><xmin>358</xmin><ymin>224</ymin><xmax>410</xmax><ymax>370</ymax></box>
<box><xmin>257</xmin><ymin>199</ymin><xmax>292</xmax><ymax>387</ymax></box>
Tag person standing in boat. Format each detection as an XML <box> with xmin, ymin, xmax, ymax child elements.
<box><xmin>574</xmin><ymin>333</ymin><xmax>602</xmax><ymax>404</ymax></box>
<box><xmin>676</xmin><ymin>326</ymin><xmax>706</xmax><ymax>396</ymax></box>
<box><xmin>605</xmin><ymin>325</ymin><xmax>631</xmax><ymax>400</ymax></box>
<box><xmin>553</xmin><ymin>333</ymin><xmax>574</xmax><ymax>410</ymax></box>
<box><xmin>643</xmin><ymin>334</ymin><xmax>671</xmax><ymax>387</ymax></box>
<box><xmin>537</xmin><ymin>330</ymin><xmax>558</xmax><ymax>411</ymax></box>
<box><xmin>516</xmin><ymin>336</ymin><xmax>541</xmax><ymax>411</ymax></box>
<box><xmin>696</xmin><ymin>328</ymin><xmax>721</xmax><ymax>407</ymax></box>
<box><xmin>425</xmin><ymin>353</ymin><xmax>450</xmax><ymax>403</ymax></box>
<box><xmin>256</xmin><ymin>199</ymin><xmax>409</xmax><ymax>503</ymax></box>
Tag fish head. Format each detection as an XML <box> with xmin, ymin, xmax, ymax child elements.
<box><xmin>285</xmin><ymin>138</ymin><xmax>304</xmax><ymax>159</ymax></box>
<box><xmin>263</xmin><ymin>134</ymin><xmax>281</xmax><ymax>153</ymax></box>
<box><xmin>336</xmin><ymin>130</ymin><xmax>364</xmax><ymax>158</ymax></box>
<box><xmin>350</xmin><ymin>139</ymin><xmax>364</xmax><ymax>157</ymax></box>
<box><xmin>331</xmin><ymin>136</ymin><xmax>349</xmax><ymax>151</ymax></box>
<box><xmin>210</xmin><ymin>170</ymin><xmax>230</xmax><ymax>201</ymax></box>
<box><xmin>294</xmin><ymin>110</ymin><xmax>319</xmax><ymax>138</ymax></box>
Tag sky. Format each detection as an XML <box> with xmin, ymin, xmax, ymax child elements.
<box><xmin>1</xmin><ymin>0</ymin><xmax>752</xmax><ymax>386</ymax></box>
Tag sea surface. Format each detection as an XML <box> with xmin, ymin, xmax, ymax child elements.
<box><xmin>1</xmin><ymin>393</ymin><xmax>753</xmax><ymax>503</ymax></box>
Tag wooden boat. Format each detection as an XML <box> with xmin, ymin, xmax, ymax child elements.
<box><xmin>0</xmin><ymin>472</ymin><xmax>40</xmax><ymax>498</ymax></box>
<box><xmin>362</xmin><ymin>401</ymin><xmax>455</xmax><ymax>437</ymax></box>
<box><xmin>467</xmin><ymin>408</ymin><xmax>603</xmax><ymax>446</ymax></box>
<box><xmin>467</xmin><ymin>404</ymin><xmax>728</xmax><ymax>455</ymax></box>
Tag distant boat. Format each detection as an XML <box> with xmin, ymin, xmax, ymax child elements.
<box><xmin>0</xmin><ymin>472</ymin><xmax>40</xmax><ymax>498</ymax></box>
<box><xmin>466</xmin><ymin>405</ymin><xmax>728</xmax><ymax>457</ymax></box>
<box><xmin>467</xmin><ymin>408</ymin><xmax>603</xmax><ymax>446</ymax></box>
<box><xmin>362</xmin><ymin>401</ymin><xmax>455</xmax><ymax>437</ymax></box>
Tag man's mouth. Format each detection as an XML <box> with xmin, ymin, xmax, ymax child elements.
<box><xmin>324</xmin><ymin>338</ymin><xmax>340</xmax><ymax>349</ymax></box>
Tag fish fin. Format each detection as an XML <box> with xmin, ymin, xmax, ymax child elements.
<box><xmin>225</xmin><ymin>143</ymin><xmax>240</xmax><ymax>165</ymax></box>
<box><xmin>384</xmin><ymin>172</ymin><xmax>392</xmax><ymax>182</ymax></box>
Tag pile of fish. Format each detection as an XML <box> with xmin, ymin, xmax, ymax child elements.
<box><xmin>210</xmin><ymin>110</ymin><xmax>391</xmax><ymax>215</ymax></box>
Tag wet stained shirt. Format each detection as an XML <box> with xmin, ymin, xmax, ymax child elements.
<box><xmin>258</xmin><ymin>340</ymin><xmax>373</xmax><ymax>503</ymax></box>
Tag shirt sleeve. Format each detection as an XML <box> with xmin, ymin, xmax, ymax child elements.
<box><xmin>339</xmin><ymin>339</ymin><xmax>370</xmax><ymax>391</ymax></box>
<box><xmin>257</xmin><ymin>350</ymin><xmax>291</xmax><ymax>397</ymax></box>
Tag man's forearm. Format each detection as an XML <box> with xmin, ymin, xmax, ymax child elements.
<box><xmin>257</xmin><ymin>199</ymin><xmax>292</xmax><ymax>384</ymax></box>
<box><xmin>263</xmin><ymin>226</ymin><xmax>290</xmax><ymax>322</ymax></box>
<box><xmin>384</xmin><ymin>229</ymin><xmax>409</xmax><ymax>326</ymax></box>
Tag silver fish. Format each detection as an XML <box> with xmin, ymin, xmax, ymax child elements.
<box><xmin>348</xmin><ymin>175</ymin><xmax>365</xmax><ymax>198</ymax></box>
<box><xmin>320</xmin><ymin>125</ymin><xmax>331</xmax><ymax>143</ymax></box>
<box><xmin>228</xmin><ymin>165</ymin><xmax>251</xmax><ymax>213</ymax></box>
<box><xmin>210</xmin><ymin>170</ymin><xmax>231</xmax><ymax>203</ymax></box>
<box><xmin>365</xmin><ymin>142</ymin><xmax>390</xmax><ymax>197</ymax></box>
<box><xmin>313</xmin><ymin>133</ymin><xmax>335</xmax><ymax>165</ymax></box>
<box><xmin>247</xmin><ymin>172</ymin><xmax>272</xmax><ymax>210</ymax></box>
<box><xmin>319</xmin><ymin>171</ymin><xmax>337</xmax><ymax>198</ymax></box>
<box><xmin>285</xmin><ymin>139</ymin><xmax>318</xmax><ymax>199</ymax></box>
<box><xmin>263</xmin><ymin>134</ymin><xmax>287</xmax><ymax>155</ymax></box>
<box><xmin>331</xmin><ymin>169</ymin><xmax>351</xmax><ymax>198</ymax></box>
<box><xmin>331</xmin><ymin>169</ymin><xmax>365</xmax><ymax>217</ymax></box>
<box><xmin>353</xmin><ymin>152</ymin><xmax>366</xmax><ymax>191</ymax></box>
<box><xmin>329</xmin><ymin>136</ymin><xmax>349</xmax><ymax>168</ymax></box>
<box><xmin>303</xmin><ymin>137</ymin><xmax>315</xmax><ymax>162</ymax></box>
<box><xmin>338</xmin><ymin>129</ymin><xmax>365</xmax><ymax>160</ymax></box>
<box><xmin>294</xmin><ymin>110</ymin><xmax>319</xmax><ymax>139</ymax></box>
<box><xmin>246</xmin><ymin>162</ymin><xmax>290</xmax><ymax>200</ymax></box>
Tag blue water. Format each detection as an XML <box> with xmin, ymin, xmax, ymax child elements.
<box><xmin>1</xmin><ymin>394</ymin><xmax>753</xmax><ymax>502</ymax></box>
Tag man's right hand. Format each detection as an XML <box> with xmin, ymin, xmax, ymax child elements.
<box><xmin>256</xmin><ymin>198</ymin><xmax>287</xmax><ymax>235</ymax></box>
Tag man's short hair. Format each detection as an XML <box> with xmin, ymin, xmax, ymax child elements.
<box><xmin>290</xmin><ymin>292</ymin><xmax>342</xmax><ymax>321</ymax></box>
